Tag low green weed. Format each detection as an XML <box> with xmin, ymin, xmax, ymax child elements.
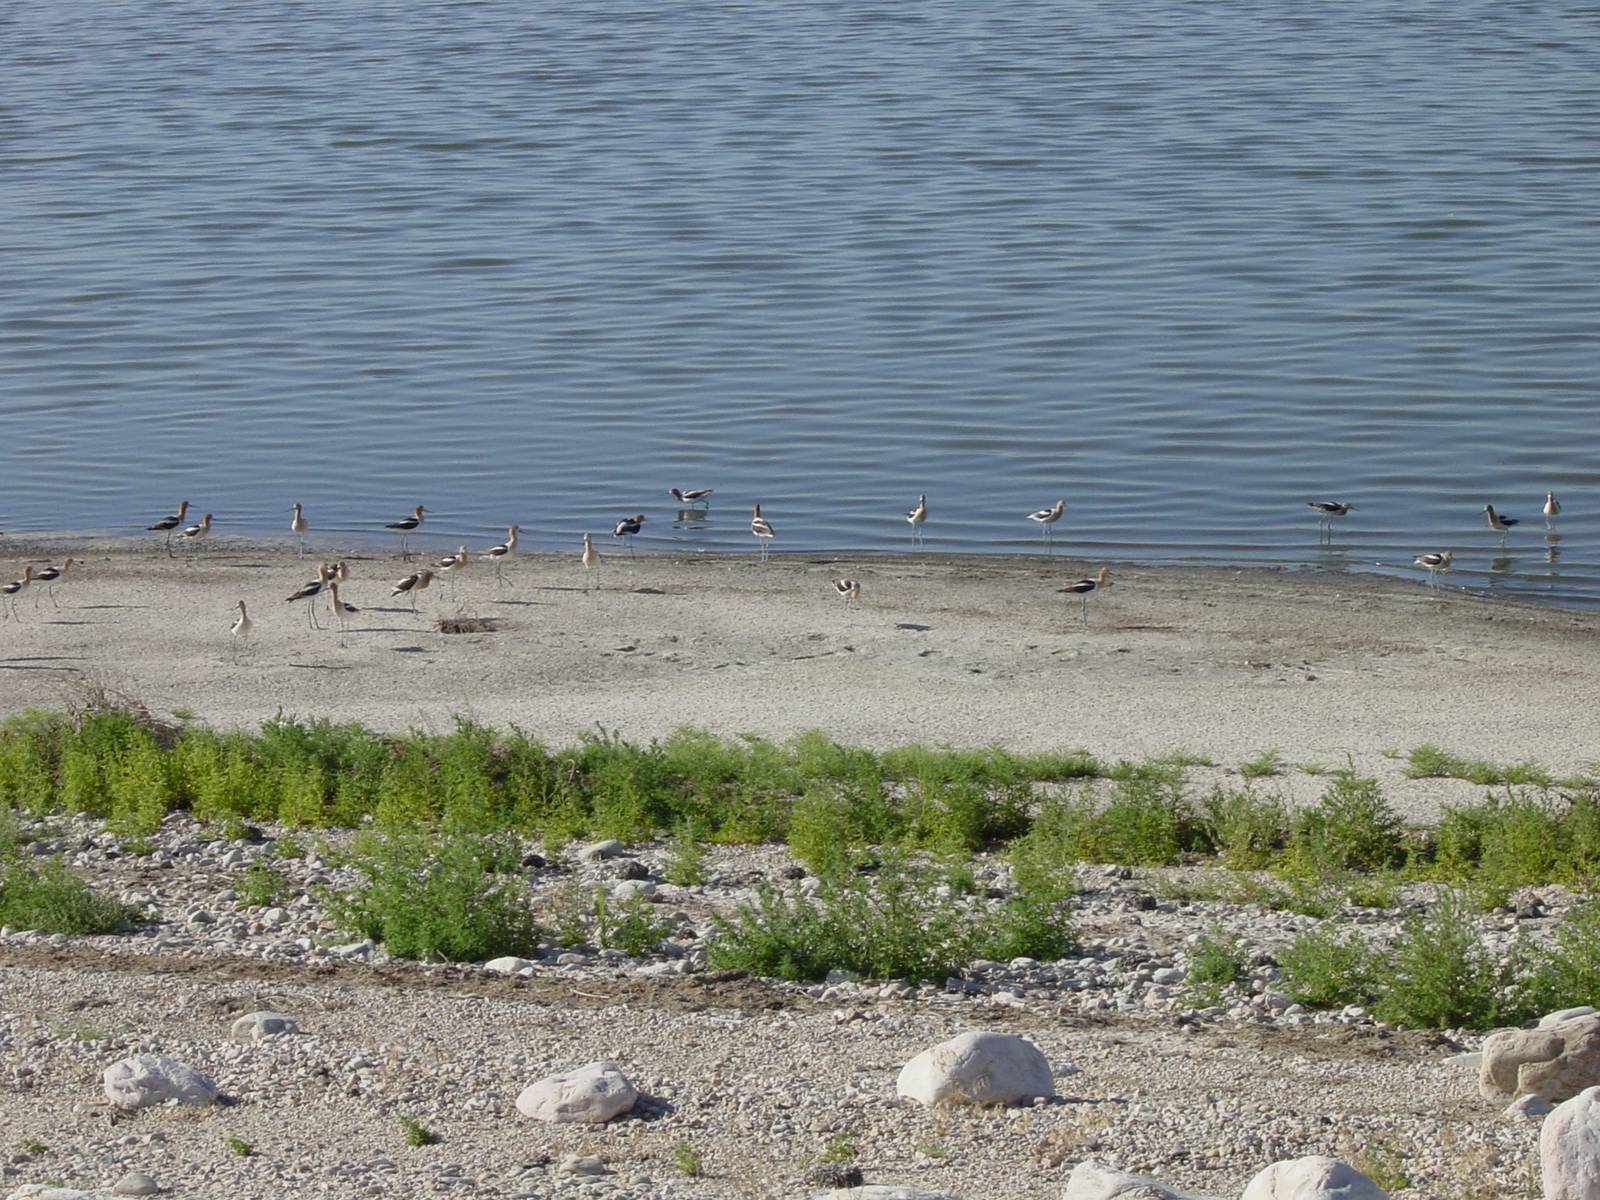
<box><xmin>1184</xmin><ymin>927</ymin><xmax>1246</xmax><ymax>1004</ymax></box>
<box><xmin>397</xmin><ymin>1115</ymin><xmax>438</xmax><ymax>1147</ymax></box>
<box><xmin>1239</xmin><ymin>750</ymin><xmax>1284</xmax><ymax>780</ymax></box>
<box><xmin>0</xmin><ymin>857</ymin><xmax>139</xmax><ymax>935</ymax></box>
<box><xmin>1279</xmin><ymin>924</ymin><xmax>1381</xmax><ymax>1009</ymax></box>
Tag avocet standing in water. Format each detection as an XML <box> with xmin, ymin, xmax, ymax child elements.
<box><xmin>1027</xmin><ymin>499</ymin><xmax>1066</xmax><ymax>551</ymax></box>
<box><xmin>750</xmin><ymin>504</ymin><xmax>775</xmax><ymax>561</ymax></box>
<box><xmin>1414</xmin><ymin>550</ymin><xmax>1453</xmax><ymax>591</ymax></box>
<box><xmin>906</xmin><ymin>494</ymin><xmax>928</xmax><ymax>547</ymax></box>
<box><xmin>668</xmin><ymin>487</ymin><xmax>713</xmax><ymax>509</ymax></box>
<box><xmin>1545</xmin><ymin>491</ymin><xmax>1562</xmax><ymax>529</ymax></box>
<box><xmin>1483</xmin><ymin>504</ymin><xmax>1519</xmax><ymax>546</ymax></box>
<box><xmin>1307</xmin><ymin>500</ymin><xmax>1353</xmax><ymax>541</ymax></box>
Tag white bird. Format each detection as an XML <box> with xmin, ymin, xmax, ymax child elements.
<box><xmin>1</xmin><ymin>566</ymin><xmax>34</xmax><ymax>622</ymax></box>
<box><xmin>906</xmin><ymin>494</ymin><xmax>928</xmax><ymax>547</ymax></box>
<box><xmin>230</xmin><ymin>600</ymin><xmax>252</xmax><ymax>662</ymax></box>
<box><xmin>833</xmin><ymin>578</ymin><xmax>861</xmax><ymax>609</ymax></box>
<box><xmin>1027</xmin><ymin>499</ymin><xmax>1066</xmax><ymax>551</ymax></box>
<box><xmin>1545</xmin><ymin>491</ymin><xmax>1562</xmax><ymax>529</ymax></box>
<box><xmin>290</xmin><ymin>503</ymin><xmax>308</xmax><ymax>556</ymax></box>
<box><xmin>668</xmin><ymin>487</ymin><xmax>713</xmax><ymax>509</ymax></box>
<box><xmin>581</xmin><ymin>532</ymin><xmax>601</xmax><ymax>589</ymax></box>
<box><xmin>612</xmin><ymin>514</ymin><xmax>645</xmax><ymax>556</ymax></box>
<box><xmin>328</xmin><ymin>580</ymin><xmax>356</xmax><ymax>632</ymax></box>
<box><xmin>751</xmin><ymin>504</ymin><xmax>775</xmax><ymax>561</ymax></box>
<box><xmin>392</xmin><ymin>568</ymin><xmax>433</xmax><ymax>610</ymax></box>
<box><xmin>1484</xmin><ymin>504</ymin><xmax>1519</xmax><ymax>547</ymax></box>
<box><xmin>179</xmin><ymin>513</ymin><xmax>213</xmax><ymax>557</ymax></box>
<box><xmin>437</xmin><ymin>545</ymin><xmax>468</xmax><ymax>588</ymax></box>
<box><xmin>284</xmin><ymin>576</ymin><xmax>326</xmax><ymax>628</ymax></box>
<box><xmin>1414</xmin><ymin>550</ymin><xmax>1453</xmax><ymax>591</ymax></box>
<box><xmin>147</xmin><ymin>500</ymin><xmax>190</xmax><ymax>558</ymax></box>
<box><xmin>482</xmin><ymin>524</ymin><xmax>519</xmax><ymax>586</ymax></box>
<box><xmin>32</xmin><ymin>558</ymin><xmax>76</xmax><ymax>608</ymax></box>
<box><xmin>386</xmin><ymin>505</ymin><xmax>425</xmax><ymax>558</ymax></box>
<box><xmin>1058</xmin><ymin>566</ymin><xmax>1111</xmax><ymax>626</ymax></box>
<box><xmin>1308</xmin><ymin>500</ymin><xmax>1353</xmax><ymax>542</ymax></box>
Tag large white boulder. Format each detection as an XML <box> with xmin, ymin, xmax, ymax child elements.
<box><xmin>1064</xmin><ymin>1159</ymin><xmax>1216</xmax><ymax>1199</ymax></box>
<box><xmin>815</xmin><ymin>1189</ymin><xmax>958</xmax><ymax>1200</ymax></box>
<box><xmin>102</xmin><ymin>1053</ymin><xmax>219</xmax><ymax>1111</ymax></box>
<box><xmin>1542</xmin><ymin>1086</ymin><xmax>1600</xmax><ymax>1199</ymax></box>
<box><xmin>1240</xmin><ymin>1157</ymin><xmax>1387</xmax><ymax>1200</ymax></box>
<box><xmin>516</xmin><ymin>1060</ymin><xmax>638</xmax><ymax>1123</ymax></box>
<box><xmin>896</xmin><ymin>1031</ymin><xmax>1053</xmax><ymax>1107</ymax></box>
<box><xmin>1482</xmin><ymin>1013</ymin><xmax>1600</xmax><ymax>1104</ymax></box>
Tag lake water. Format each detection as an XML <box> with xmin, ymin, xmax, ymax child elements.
<box><xmin>4</xmin><ymin>2</ymin><xmax>1600</xmax><ymax>604</ymax></box>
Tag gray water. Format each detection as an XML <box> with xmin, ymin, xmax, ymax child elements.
<box><xmin>4</xmin><ymin>2</ymin><xmax>1600</xmax><ymax>604</ymax></box>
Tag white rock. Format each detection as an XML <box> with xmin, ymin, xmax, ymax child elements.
<box><xmin>609</xmin><ymin>879</ymin><xmax>656</xmax><ymax>902</ymax></box>
<box><xmin>102</xmin><ymin>1053</ymin><xmax>219</xmax><ymax>1111</ymax></box>
<box><xmin>228</xmin><ymin>1011</ymin><xmax>299</xmax><ymax>1042</ymax></box>
<box><xmin>6</xmin><ymin>1189</ymin><xmax>110</xmax><ymax>1200</ymax></box>
<box><xmin>111</xmin><ymin>1175</ymin><xmax>160</xmax><ymax>1197</ymax></box>
<box><xmin>1543</xmin><ymin>1086</ymin><xmax>1600</xmax><ymax>1199</ymax></box>
<box><xmin>1507</xmin><ymin>1094</ymin><xmax>1556</xmax><ymax>1120</ymax></box>
<box><xmin>484</xmin><ymin>956</ymin><xmax>536</xmax><ymax>975</ymax></box>
<box><xmin>329</xmin><ymin>939</ymin><xmax>374</xmax><ymax>959</ymax></box>
<box><xmin>895</xmin><ymin>1031</ymin><xmax>1053</xmax><ymax>1107</ymax></box>
<box><xmin>516</xmin><ymin>1061</ymin><xmax>638</xmax><ymax>1123</ymax></box>
<box><xmin>1240</xmin><ymin>1156</ymin><xmax>1387</xmax><ymax>1200</ymax></box>
<box><xmin>577</xmin><ymin>839</ymin><xmax>624</xmax><ymax>861</ymax></box>
<box><xmin>815</xmin><ymin>1189</ymin><xmax>958</xmax><ymax>1200</ymax></box>
<box><xmin>558</xmin><ymin>1154</ymin><xmax>607</xmax><ymax>1175</ymax></box>
<box><xmin>1064</xmin><ymin>1160</ymin><xmax>1215</xmax><ymax>1199</ymax></box>
<box><xmin>1543</xmin><ymin>1008</ymin><xmax>1600</xmax><ymax>1029</ymax></box>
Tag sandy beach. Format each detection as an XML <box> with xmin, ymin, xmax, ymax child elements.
<box><xmin>2</xmin><ymin>535</ymin><xmax>1596</xmax><ymax>817</ymax></box>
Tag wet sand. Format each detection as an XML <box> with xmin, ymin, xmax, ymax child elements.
<box><xmin>1</xmin><ymin>535</ymin><xmax>1596</xmax><ymax>817</ymax></box>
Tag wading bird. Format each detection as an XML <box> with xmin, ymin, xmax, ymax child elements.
<box><xmin>386</xmin><ymin>505</ymin><xmax>425</xmax><ymax>557</ymax></box>
<box><xmin>751</xmin><ymin>504</ymin><xmax>775</xmax><ymax>561</ymax></box>
<box><xmin>230</xmin><ymin>600</ymin><xmax>251</xmax><ymax>661</ymax></box>
<box><xmin>32</xmin><ymin>558</ymin><xmax>76</xmax><ymax>608</ymax></box>
<box><xmin>668</xmin><ymin>487</ymin><xmax>713</xmax><ymax>509</ymax></box>
<box><xmin>482</xmin><ymin>524</ymin><xmax>519</xmax><ymax>586</ymax></box>
<box><xmin>392</xmin><ymin>567</ymin><xmax>433</xmax><ymax>610</ymax></box>
<box><xmin>1414</xmin><ymin>550</ymin><xmax>1453</xmax><ymax>591</ymax></box>
<box><xmin>1484</xmin><ymin>504</ymin><xmax>1518</xmax><ymax>547</ymax></box>
<box><xmin>147</xmin><ymin>500</ymin><xmax>191</xmax><ymax>558</ymax></box>
<box><xmin>1545</xmin><ymin>491</ymin><xmax>1562</xmax><ymax>529</ymax></box>
<box><xmin>1</xmin><ymin>566</ymin><xmax>34</xmax><ymax>622</ymax></box>
<box><xmin>1307</xmin><ymin>500</ymin><xmax>1353</xmax><ymax>542</ymax></box>
<box><xmin>833</xmin><ymin>578</ymin><xmax>861</xmax><ymax>609</ymax></box>
<box><xmin>581</xmin><ymin>532</ymin><xmax>600</xmax><ymax>589</ymax></box>
<box><xmin>612</xmin><ymin>514</ymin><xmax>645</xmax><ymax>556</ymax></box>
<box><xmin>284</xmin><ymin>574</ymin><xmax>326</xmax><ymax>628</ymax></box>
<box><xmin>179</xmin><ymin>512</ymin><xmax>213</xmax><ymax>557</ymax></box>
<box><xmin>1059</xmin><ymin>566</ymin><xmax>1111</xmax><ymax>626</ymax></box>
<box><xmin>906</xmin><ymin>494</ymin><xmax>928</xmax><ymax>547</ymax></box>
<box><xmin>1027</xmin><ymin>499</ymin><xmax>1066</xmax><ymax>551</ymax></box>
<box><xmin>290</xmin><ymin>503</ymin><xmax>308</xmax><ymax>556</ymax></box>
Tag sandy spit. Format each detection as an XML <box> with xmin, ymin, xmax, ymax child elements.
<box><xmin>1</xmin><ymin>535</ymin><xmax>1597</xmax><ymax>819</ymax></box>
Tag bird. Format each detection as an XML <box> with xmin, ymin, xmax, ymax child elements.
<box><xmin>290</xmin><ymin>503</ymin><xmax>308</xmax><ymax>557</ymax></box>
<box><xmin>833</xmin><ymin>579</ymin><xmax>861</xmax><ymax>609</ymax></box>
<box><xmin>906</xmin><ymin>494</ymin><xmax>928</xmax><ymax>547</ymax></box>
<box><xmin>751</xmin><ymin>504</ymin><xmax>775</xmax><ymax>561</ymax></box>
<box><xmin>147</xmin><ymin>500</ymin><xmax>191</xmax><ymax>558</ymax></box>
<box><xmin>332</xmin><ymin>560</ymin><xmax>350</xmax><ymax>584</ymax></box>
<box><xmin>1</xmin><ymin>567</ymin><xmax>34</xmax><ymax>622</ymax></box>
<box><xmin>391</xmin><ymin>568</ymin><xmax>433</xmax><ymax>610</ymax></box>
<box><xmin>1484</xmin><ymin>504</ymin><xmax>1519</xmax><ymax>546</ymax></box>
<box><xmin>1058</xmin><ymin>566</ymin><xmax>1111</xmax><ymax>626</ymax></box>
<box><xmin>669</xmin><ymin>487</ymin><xmax>713</xmax><ymax>509</ymax></box>
<box><xmin>1414</xmin><ymin>550</ymin><xmax>1453</xmax><ymax>591</ymax></box>
<box><xmin>612</xmin><ymin>514</ymin><xmax>645</xmax><ymax>556</ymax></box>
<box><xmin>482</xmin><ymin>524</ymin><xmax>519</xmax><ymax>586</ymax></box>
<box><xmin>1545</xmin><ymin>492</ymin><xmax>1562</xmax><ymax>529</ymax></box>
<box><xmin>327</xmin><ymin>580</ymin><xmax>356</xmax><ymax>632</ymax></box>
<box><xmin>1027</xmin><ymin>500</ymin><xmax>1067</xmax><ymax>551</ymax></box>
<box><xmin>386</xmin><ymin>505</ymin><xmax>425</xmax><ymax>558</ymax></box>
<box><xmin>230</xmin><ymin>600</ymin><xmax>252</xmax><ymax>662</ymax></box>
<box><xmin>32</xmin><ymin>558</ymin><xmax>76</xmax><ymax>608</ymax></box>
<box><xmin>1308</xmin><ymin>501</ymin><xmax>1353</xmax><ymax>541</ymax></box>
<box><xmin>179</xmin><ymin>513</ymin><xmax>213</xmax><ymax>557</ymax></box>
<box><xmin>284</xmin><ymin>576</ymin><xmax>326</xmax><ymax>628</ymax></box>
<box><xmin>582</xmin><ymin>532</ymin><xmax>600</xmax><ymax>589</ymax></box>
<box><xmin>437</xmin><ymin>545</ymin><xmax>468</xmax><ymax>588</ymax></box>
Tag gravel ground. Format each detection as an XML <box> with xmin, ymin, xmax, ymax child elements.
<box><xmin>0</xmin><ymin>813</ymin><xmax>1562</xmax><ymax>1200</ymax></box>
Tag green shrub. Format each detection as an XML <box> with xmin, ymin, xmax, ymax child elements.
<box><xmin>1279</xmin><ymin>924</ymin><xmax>1380</xmax><ymax>1009</ymax></box>
<box><xmin>593</xmin><ymin>889</ymin><xmax>671</xmax><ymax>958</ymax></box>
<box><xmin>1199</xmin><ymin>786</ymin><xmax>1287</xmax><ymax>869</ymax></box>
<box><xmin>1288</xmin><ymin>770</ymin><xmax>1402</xmax><ymax>872</ymax></box>
<box><xmin>1374</xmin><ymin>889</ymin><xmax>1530</xmax><ymax>1030</ymax></box>
<box><xmin>1185</xmin><ymin>927</ymin><xmax>1246</xmax><ymax>1004</ymax></box>
<box><xmin>328</xmin><ymin>832</ymin><xmax>539</xmax><ymax>962</ymax></box>
<box><xmin>1523</xmin><ymin>902</ymin><xmax>1600</xmax><ymax>1015</ymax></box>
<box><xmin>1239</xmin><ymin>750</ymin><xmax>1284</xmax><ymax>780</ymax></box>
<box><xmin>0</xmin><ymin>857</ymin><xmax>139</xmax><ymax>935</ymax></box>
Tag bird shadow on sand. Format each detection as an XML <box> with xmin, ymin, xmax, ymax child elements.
<box><xmin>43</xmin><ymin>619</ymin><xmax>94</xmax><ymax>626</ymax></box>
<box><xmin>348</xmin><ymin>625</ymin><xmax>419</xmax><ymax>635</ymax></box>
<box><xmin>286</xmin><ymin>662</ymin><xmax>353</xmax><ymax>672</ymax></box>
<box><xmin>391</xmin><ymin>646</ymin><xmax>429</xmax><ymax>654</ymax></box>
<box><xmin>489</xmin><ymin>599</ymin><xmax>542</xmax><ymax>607</ymax></box>
<box><xmin>895</xmin><ymin>622</ymin><xmax>933</xmax><ymax>632</ymax></box>
<box><xmin>0</xmin><ymin>663</ymin><xmax>83</xmax><ymax>673</ymax></box>
<box><xmin>76</xmin><ymin>603</ymin><xmax>152</xmax><ymax>611</ymax></box>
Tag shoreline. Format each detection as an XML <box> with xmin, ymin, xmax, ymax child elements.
<box><xmin>1</xmin><ymin>537</ymin><xmax>1597</xmax><ymax>821</ymax></box>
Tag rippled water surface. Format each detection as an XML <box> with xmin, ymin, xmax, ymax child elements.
<box><xmin>4</xmin><ymin>2</ymin><xmax>1600</xmax><ymax>603</ymax></box>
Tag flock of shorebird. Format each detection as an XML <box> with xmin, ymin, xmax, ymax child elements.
<box><xmin>0</xmin><ymin>488</ymin><xmax>1571</xmax><ymax>644</ymax></box>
